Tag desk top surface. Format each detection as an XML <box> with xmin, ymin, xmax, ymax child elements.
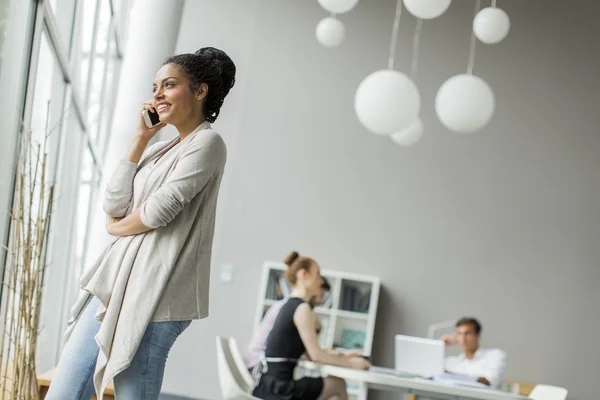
<box><xmin>299</xmin><ymin>361</ymin><xmax>530</xmax><ymax>400</ymax></box>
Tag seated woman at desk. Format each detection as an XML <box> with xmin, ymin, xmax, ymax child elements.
<box><xmin>243</xmin><ymin>275</ymin><xmax>331</xmax><ymax>372</ymax></box>
<box><xmin>252</xmin><ymin>251</ymin><xmax>371</xmax><ymax>400</ymax></box>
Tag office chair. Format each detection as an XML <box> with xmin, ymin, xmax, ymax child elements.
<box><xmin>529</xmin><ymin>384</ymin><xmax>568</xmax><ymax>400</ymax></box>
<box><xmin>216</xmin><ymin>336</ymin><xmax>261</xmax><ymax>399</ymax></box>
<box><xmin>228</xmin><ymin>337</ymin><xmax>254</xmax><ymax>391</ymax></box>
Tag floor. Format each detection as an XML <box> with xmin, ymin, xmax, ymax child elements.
<box><xmin>160</xmin><ymin>394</ymin><xmax>198</xmax><ymax>400</ymax></box>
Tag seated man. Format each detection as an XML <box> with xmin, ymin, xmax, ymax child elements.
<box><xmin>442</xmin><ymin>317</ymin><xmax>507</xmax><ymax>389</ymax></box>
<box><xmin>243</xmin><ymin>276</ymin><xmax>331</xmax><ymax>372</ymax></box>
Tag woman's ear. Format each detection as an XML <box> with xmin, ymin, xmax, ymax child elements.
<box><xmin>196</xmin><ymin>83</ymin><xmax>208</xmax><ymax>101</ymax></box>
<box><xmin>297</xmin><ymin>268</ymin><xmax>307</xmax><ymax>281</ymax></box>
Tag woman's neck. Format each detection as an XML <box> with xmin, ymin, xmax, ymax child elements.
<box><xmin>290</xmin><ymin>287</ymin><xmax>311</xmax><ymax>302</ymax></box>
<box><xmin>176</xmin><ymin>115</ymin><xmax>206</xmax><ymax>140</ymax></box>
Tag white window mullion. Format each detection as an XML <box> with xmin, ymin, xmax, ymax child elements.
<box><xmin>42</xmin><ymin>1</ymin><xmax>70</xmax><ymax>84</ymax></box>
<box><xmin>43</xmin><ymin>0</ymin><xmax>89</xmax><ymax>135</ymax></box>
<box><xmin>83</xmin><ymin>0</ymin><xmax>103</xmax><ymax>109</ymax></box>
<box><xmin>22</xmin><ymin>1</ymin><xmax>47</xmax><ymax>127</ymax></box>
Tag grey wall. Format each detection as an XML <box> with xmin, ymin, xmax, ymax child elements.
<box><xmin>162</xmin><ymin>1</ymin><xmax>600</xmax><ymax>399</ymax></box>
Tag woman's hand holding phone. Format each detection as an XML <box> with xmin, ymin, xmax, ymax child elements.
<box><xmin>126</xmin><ymin>101</ymin><xmax>166</xmax><ymax>164</ymax></box>
<box><xmin>137</xmin><ymin>101</ymin><xmax>165</xmax><ymax>141</ymax></box>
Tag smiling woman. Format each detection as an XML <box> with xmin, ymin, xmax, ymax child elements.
<box><xmin>44</xmin><ymin>47</ymin><xmax>237</xmax><ymax>400</ymax></box>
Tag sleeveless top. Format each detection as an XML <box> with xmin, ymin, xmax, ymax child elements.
<box><xmin>264</xmin><ymin>297</ymin><xmax>306</xmax><ymax>378</ymax></box>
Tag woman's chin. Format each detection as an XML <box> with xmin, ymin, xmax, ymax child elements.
<box><xmin>158</xmin><ymin>113</ymin><xmax>172</xmax><ymax>124</ymax></box>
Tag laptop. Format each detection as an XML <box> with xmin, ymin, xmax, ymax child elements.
<box><xmin>370</xmin><ymin>335</ymin><xmax>445</xmax><ymax>378</ymax></box>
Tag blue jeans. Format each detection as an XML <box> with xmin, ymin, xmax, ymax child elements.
<box><xmin>46</xmin><ymin>297</ymin><xmax>191</xmax><ymax>400</ymax></box>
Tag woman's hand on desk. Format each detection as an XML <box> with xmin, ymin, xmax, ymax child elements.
<box><xmin>341</xmin><ymin>349</ymin><xmax>365</xmax><ymax>358</ymax></box>
<box><xmin>348</xmin><ymin>356</ymin><xmax>371</xmax><ymax>370</ymax></box>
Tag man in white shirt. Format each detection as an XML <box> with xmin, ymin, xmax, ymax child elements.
<box><xmin>442</xmin><ymin>317</ymin><xmax>507</xmax><ymax>389</ymax></box>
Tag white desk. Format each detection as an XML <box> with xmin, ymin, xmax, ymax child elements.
<box><xmin>299</xmin><ymin>361</ymin><xmax>531</xmax><ymax>400</ymax></box>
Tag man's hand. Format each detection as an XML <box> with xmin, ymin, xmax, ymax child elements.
<box><xmin>441</xmin><ymin>333</ymin><xmax>458</xmax><ymax>346</ymax></box>
<box><xmin>477</xmin><ymin>377</ymin><xmax>491</xmax><ymax>386</ymax></box>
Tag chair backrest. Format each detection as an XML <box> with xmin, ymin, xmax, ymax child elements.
<box><xmin>529</xmin><ymin>384</ymin><xmax>568</xmax><ymax>400</ymax></box>
<box><xmin>228</xmin><ymin>337</ymin><xmax>254</xmax><ymax>391</ymax></box>
<box><xmin>216</xmin><ymin>336</ymin><xmax>260</xmax><ymax>400</ymax></box>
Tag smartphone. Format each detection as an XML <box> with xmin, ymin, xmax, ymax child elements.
<box><xmin>142</xmin><ymin>108</ymin><xmax>161</xmax><ymax>128</ymax></box>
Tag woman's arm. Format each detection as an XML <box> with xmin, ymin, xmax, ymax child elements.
<box><xmin>103</xmin><ymin>102</ymin><xmax>165</xmax><ymax>217</ymax></box>
<box><xmin>294</xmin><ymin>303</ymin><xmax>370</xmax><ymax>369</ymax></box>
<box><xmin>103</xmin><ymin>137</ymin><xmax>154</xmax><ymax>217</ymax></box>
<box><xmin>138</xmin><ymin>131</ymin><xmax>226</xmax><ymax>229</ymax></box>
<box><xmin>106</xmin><ymin>208</ymin><xmax>151</xmax><ymax>236</ymax></box>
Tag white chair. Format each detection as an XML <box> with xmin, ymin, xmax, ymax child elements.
<box><xmin>529</xmin><ymin>384</ymin><xmax>568</xmax><ymax>400</ymax></box>
<box><xmin>228</xmin><ymin>337</ymin><xmax>254</xmax><ymax>391</ymax></box>
<box><xmin>216</xmin><ymin>336</ymin><xmax>261</xmax><ymax>399</ymax></box>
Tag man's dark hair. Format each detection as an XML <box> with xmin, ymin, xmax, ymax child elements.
<box><xmin>320</xmin><ymin>276</ymin><xmax>331</xmax><ymax>291</ymax></box>
<box><xmin>456</xmin><ymin>317</ymin><xmax>482</xmax><ymax>334</ymax></box>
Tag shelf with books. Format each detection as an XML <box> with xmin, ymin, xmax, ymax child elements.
<box><xmin>264</xmin><ymin>268</ymin><xmax>291</xmax><ymax>301</ymax></box>
<box><xmin>316</xmin><ymin>314</ymin><xmax>332</xmax><ymax>348</ymax></box>
<box><xmin>313</xmin><ymin>306</ymin><xmax>333</xmax><ymax>316</ymax></box>
<box><xmin>332</xmin><ymin>315</ymin><xmax>369</xmax><ymax>353</ymax></box>
<box><xmin>335</xmin><ymin>309</ymin><xmax>370</xmax><ymax>320</ymax></box>
<box><xmin>338</xmin><ymin>278</ymin><xmax>373</xmax><ymax>314</ymax></box>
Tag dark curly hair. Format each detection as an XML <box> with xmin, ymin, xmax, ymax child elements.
<box><xmin>164</xmin><ymin>47</ymin><xmax>236</xmax><ymax>123</ymax></box>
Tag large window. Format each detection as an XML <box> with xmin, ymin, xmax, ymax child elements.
<box><xmin>0</xmin><ymin>0</ymin><xmax>9</xmax><ymax>73</ymax></box>
<box><xmin>0</xmin><ymin>0</ymin><xmax>131</xmax><ymax>372</ymax></box>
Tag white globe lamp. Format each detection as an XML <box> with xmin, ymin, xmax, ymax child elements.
<box><xmin>435</xmin><ymin>74</ymin><xmax>495</xmax><ymax>134</ymax></box>
<box><xmin>316</xmin><ymin>17</ymin><xmax>345</xmax><ymax>47</ymax></box>
<box><xmin>318</xmin><ymin>0</ymin><xmax>360</xmax><ymax>14</ymax></box>
<box><xmin>473</xmin><ymin>7</ymin><xmax>510</xmax><ymax>44</ymax></box>
<box><xmin>404</xmin><ymin>0</ymin><xmax>452</xmax><ymax>20</ymax></box>
<box><xmin>355</xmin><ymin>69</ymin><xmax>421</xmax><ymax>135</ymax></box>
<box><xmin>391</xmin><ymin>118</ymin><xmax>424</xmax><ymax>146</ymax></box>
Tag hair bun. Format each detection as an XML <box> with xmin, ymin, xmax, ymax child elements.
<box><xmin>194</xmin><ymin>47</ymin><xmax>236</xmax><ymax>91</ymax></box>
<box><xmin>284</xmin><ymin>251</ymin><xmax>300</xmax><ymax>267</ymax></box>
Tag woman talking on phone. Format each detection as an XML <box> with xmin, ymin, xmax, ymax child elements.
<box><xmin>46</xmin><ymin>47</ymin><xmax>236</xmax><ymax>400</ymax></box>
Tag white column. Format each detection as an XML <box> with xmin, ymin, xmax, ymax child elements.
<box><xmin>84</xmin><ymin>0</ymin><xmax>184</xmax><ymax>278</ymax></box>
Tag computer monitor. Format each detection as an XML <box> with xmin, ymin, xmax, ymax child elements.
<box><xmin>394</xmin><ymin>335</ymin><xmax>445</xmax><ymax>377</ymax></box>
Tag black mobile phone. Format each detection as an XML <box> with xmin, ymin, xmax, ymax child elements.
<box><xmin>142</xmin><ymin>108</ymin><xmax>161</xmax><ymax>128</ymax></box>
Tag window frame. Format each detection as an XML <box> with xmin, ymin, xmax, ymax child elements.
<box><xmin>0</xmin><ymin>0</ymin><xmax>131</xmax><ymax>370</ymax></box>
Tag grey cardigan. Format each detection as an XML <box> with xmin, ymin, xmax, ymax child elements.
<box><xmin>65</xmin><ymin>121</ymin><xmax>226</xmax><ymax>399</ymax></box>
